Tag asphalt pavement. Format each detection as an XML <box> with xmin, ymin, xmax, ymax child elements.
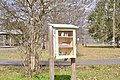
<box><xmin>0</xmin><ymin>58</ymin><xmax>120</xmax><ymax>66</ymax></box>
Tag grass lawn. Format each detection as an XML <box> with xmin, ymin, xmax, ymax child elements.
<box><xmin>77</xmin><ymin>44</ymin><xmax>120</xmax><ymax>60</ymax></box>
<box><xmin>0</xmin><ymin>44</ymin><xmax>120</xmax><ymax>80</ymax></box>
<box><xmin>0</xmin><ymin>48</ymin><xmax>49</xmax><ymax>60</ymax></box>
<box><xmin>0</xmin><ymin>44</ymin><xmax>120</xmax><ymax>60</ymax></box>
<box><xmin>0</xmin><ymin>65</ymin><xmax>120</xmax><ymax>80</ymax></box>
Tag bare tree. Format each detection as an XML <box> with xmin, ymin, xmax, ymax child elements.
<box><xmin>0</xmin><ymin>0</ymin><xmax>55</xmax><ymax>78</ymax></box>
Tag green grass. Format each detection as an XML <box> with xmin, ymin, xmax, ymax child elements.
<box><xmin>0</xmin><ymin>48</ymin><xmax>49</xmax><ymax>60</ymax></box>
<box><xmin>0</xmin><ymin>44</ymin><xmax>120</xmax><ymax>60</ymax></box>
<box><xmin>77</xmin><ymin>44</ymin><xmax>120</xmax><ymax>60</ymax></box>
<box><xmin>0</xmin><ymin>50</ymin><xmax>21</xmax><ymax>60</ymax></box>
<box><xmin>0</xmin><ymin>44</ymin><xmax>120</xmax><ymax>80</ymax></box>
<box><xmin>76</xmin><ymin>65</ymin><xmax>120</xmax><ymax>80</ymax></box>
<box><xmin>0</xmin><ymin>65</ymin><xmax>120</xmax><ymax>80</ymax></box>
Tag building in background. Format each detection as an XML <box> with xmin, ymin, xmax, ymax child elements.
<box><xmin>0</xmin><ymin>29</ymin><xmax>22</xmax><ymax>47</ymax></box>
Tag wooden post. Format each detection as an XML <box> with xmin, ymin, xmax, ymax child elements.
<box><xmin>71</xmin><ymin>58</ymin><xmax>76</xmax><ymax>80</ymax></box>
<box><xmin>49</xmin><ymin>26</ymin><xmax>54</xmax><ymax>80</ymax></box>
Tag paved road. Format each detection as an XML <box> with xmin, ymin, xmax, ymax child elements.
<box><xmin>0</xmin><ymin>58</ymin><xmax>120</xmax><ymax>66</ymax></box>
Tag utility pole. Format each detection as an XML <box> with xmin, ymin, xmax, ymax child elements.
<box><xmin>112</xmin><ymin>0</ymin><xmax>116</xmax><ymax>48</ymax></box>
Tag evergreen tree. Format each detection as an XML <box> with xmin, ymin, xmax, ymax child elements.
<box><xmin>88</xmin><ymin>0</ymin><xmax>120</xmax><ymax>47</ymax></box>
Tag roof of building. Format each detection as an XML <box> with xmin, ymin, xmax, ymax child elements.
<box><xmin>0</xmin><ymin>31</ymin><xmax>6</xmax><ymax>34</ymax></box>
<box><xmin>49</xmin><ymin>24</ymin><xmax>78</xmax><ymax>29</ymax></box>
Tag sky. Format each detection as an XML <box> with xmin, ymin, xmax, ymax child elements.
<box><xmin>77</xmin><ymin>0</ymin><xmax>99</xmax><ymax>27</ymax></box>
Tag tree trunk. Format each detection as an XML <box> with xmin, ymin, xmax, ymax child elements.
<box><xmin>31</xmin><ymin>55</ymin><xmax>35</xmax><ymax>71</ymax></box>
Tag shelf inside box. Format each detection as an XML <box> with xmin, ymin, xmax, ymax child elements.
<box><xmin>58</xmin><ymin>36</ymin><xmax>73</xmax><ymax>38</ymax></box>
<box><xmin>59</xmin><ymin>42</ymin><xmax>71</xmax><ymax>46</ymax></box>
<box><xmin>58</xmin><ymin>54</ymin><xmax>73</xmax><ymax>56</ymax></box>
<box><xmin>59</xmin><ymin>48</ymin><xmax>73</xmax><ymax>56</ymax></box>
<box><xmin>58</xmin><ymin>31</ymin><xmax>73</xmax><ymax>36</ymax></box>
<box><xmin>56</xmin><ymin>55</ymin><xmax>76</xmax><ymax>59</ymax></box>
<box><xmin>59</xmin><ymin>45</ymin><xmax>73</xmax><ymax>48</ymax></box>
<box><xmin>59</xmin><ymin>39</ymin><xmax>73</xmax><ymax>47</ymax></box>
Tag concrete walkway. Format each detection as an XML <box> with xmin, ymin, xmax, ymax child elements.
<box><xmin>0</xmin><ymin>58</ymin><xmax>120</xmax><ymax>66</ymax></box>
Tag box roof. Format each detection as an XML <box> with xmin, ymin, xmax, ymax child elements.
<box><xmin>49</xmin><ymin>24</ymin><xmax>78</xmax><ymax>29</ymax></box>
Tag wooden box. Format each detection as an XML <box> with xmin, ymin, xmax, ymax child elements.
<box><xmin>49</xmin><ymin>24</ymin><xmax>78</xmax><ymax>59</ymax></box>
